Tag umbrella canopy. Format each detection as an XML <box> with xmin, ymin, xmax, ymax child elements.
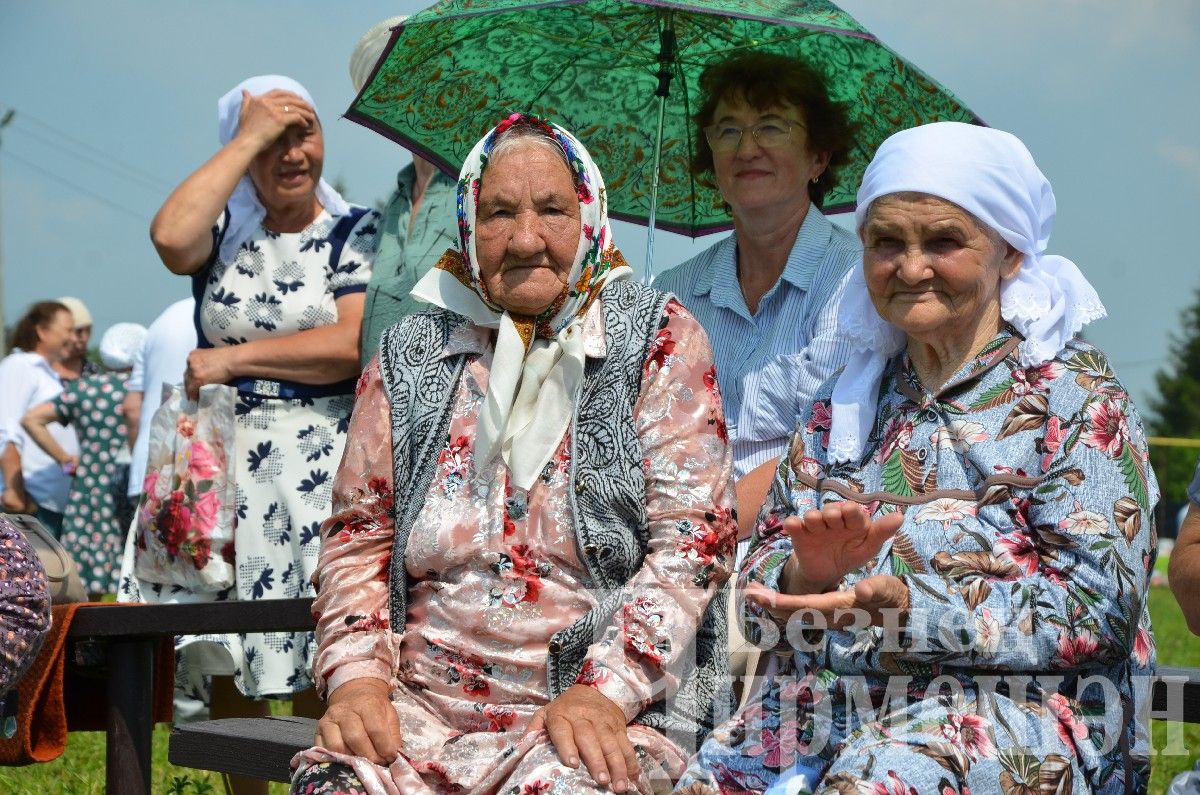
<box><xmin>347</xmin><ymin>0</ymin><xmax>982</xmax><ymax>238</ymax></box>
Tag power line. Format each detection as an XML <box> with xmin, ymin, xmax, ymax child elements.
<box><xmin>9</xmin><ymin>122</ymin><xmax>169</xmax><ymax>195</ymax></box>
<box><xmin>11</xmin><ymin>108</ymin><xmax>173</xmax><ymax>192</ymax></box>
<box><xmin>1</xmin><ymin>148</ymin><xmax>150</xmax><ymax>223</ymax></box>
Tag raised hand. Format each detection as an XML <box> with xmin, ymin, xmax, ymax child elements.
<box><xmin>235</xmin><ymin>89</ymin><xmax>317</xmax><ymax>152</ymax></box>
<box><xmin>783</xmin><ymin>502</ymin><xmax>902</xmax><ymax>594</ymax></box>
<box><xmin>744</xmin><ymin>502</ymin><xmax>906</xmax><ymax>628</ymax></box>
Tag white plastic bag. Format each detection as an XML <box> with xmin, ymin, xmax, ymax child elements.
<box><xmin>132</xmin><ymin>383</ymin><xmax>237</xmax><ymax>592</ymax></box>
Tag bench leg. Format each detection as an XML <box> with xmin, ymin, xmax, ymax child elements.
<box><xmin>107</xmin><ymin>637</ymin><xmax>155</xmax><ymax>795</ymax></box>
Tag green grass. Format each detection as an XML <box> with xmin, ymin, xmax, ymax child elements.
<box><xmin>0</xmin><ymin>702</ymin><xmax>294</xmax><ymax>795</ymax></box>
<box><xmin>4</xmin><ymin>591</ymin><xmax>1198</xmax><ymax>793</ymax></box>
<box><xmin>1148</xmin><ymin>587</ymin><xmax>1200</xmax><ymax>792</ymax></box>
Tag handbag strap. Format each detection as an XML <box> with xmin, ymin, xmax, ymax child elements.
<box><xmin>4</xmin><ymin>514</ymin><xmax>72</xmax><ymax>581</ymax></box>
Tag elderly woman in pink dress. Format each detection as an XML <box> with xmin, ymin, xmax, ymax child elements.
<box><xmin>290</xmin><ymin>114</ymin><xmax>738</xmax><ymax>795</ymax></box>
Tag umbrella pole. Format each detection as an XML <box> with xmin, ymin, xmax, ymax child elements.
<box><xmin>644</xmin><ymin>95</ymin><xmax>666</xmax><ymax>285</ymax></box>
<box><xmin>643</xmin><ymin>15</ymin><xmax>675</xmax><ymax>286</ymax></box>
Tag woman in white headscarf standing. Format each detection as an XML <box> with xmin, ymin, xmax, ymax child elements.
<box><xmin>677</xmin><ymin>122</ymin><xmax>1157</xmax><ymax>794</ymax></box>
<box><xmin>290</xmin><ymin>114</ymin><xmax>736</xmax><ymax>795</ymax></box>
<box><xmin>129</xmin><ymin>74</ymin><xmax>379</xmax><ymax>774</ymax></box>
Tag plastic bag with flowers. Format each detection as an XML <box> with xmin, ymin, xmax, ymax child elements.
<box><xmin>133</xmin><ymin>383</ymin><xmax>237</xmax><ymax>591</ymax></box>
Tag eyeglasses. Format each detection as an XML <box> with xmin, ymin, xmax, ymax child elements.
<box><xmin>702</xmin><ymin>118</ymin><xmax>805</xmax><ymax>152</ymax></box>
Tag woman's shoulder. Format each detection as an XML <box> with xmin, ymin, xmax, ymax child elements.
<box><xmin>1032</xmin><ymin>336</ymin><xmax>1125</xmax><ymax>401</ymax></box>
<box><xmin>653</xmin><ymin>234</ymin><xmax>732</xmax><ymax>296</ymax></box>
<box><xmin>0</xmin><ymin>350</ymin><xmax>49</xmax><ymax>378</ymax></box>
<box><xmin>381</xmin><ymin>305</ymin><xmax>466</xmax><ymax>346</ymax></box>
<box><xmin>338</xmin><ymin>205</ymin><xmax>382</xmax><ymax>234</ymax></box>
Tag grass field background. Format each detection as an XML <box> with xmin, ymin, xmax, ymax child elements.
<box><xmin>2</xmin><ymin>587</ymin><xmax>1197</xmax><ymax>794</ymax></box>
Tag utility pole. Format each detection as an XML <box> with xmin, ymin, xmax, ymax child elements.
<box><xmin>0</xmin><ymin>107</ymin><xmax>13</xmax><ymax>353</ymax></box>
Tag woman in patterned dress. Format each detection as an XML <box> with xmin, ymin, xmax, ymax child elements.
<box><xmin>677</xmin><ymin>123</ymin><xmax>1158</xmax><ymax>794</ymax></box>
<box><xmin>127</xmin><ymin>74</ymin><xmax>378</xmax><ymax>794</ymax></box>
<box><xmin>288</xmin><ymin>114</ymin><xmax>737</xmax><ymax>795</ymax></box>
<box><xmin>22</xmin><ymin>322</ymin><xmax>145</xmax><ymax>596</ymax></box>
<box><xmin>0</xmin><ymin>516</ymin><xmax>51</xmax><ymax>717</ymax></box>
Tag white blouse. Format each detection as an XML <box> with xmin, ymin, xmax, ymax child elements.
<box><xmin>0</xmin><ymin>350</ymin><xmax>78</xmax><ymax>512</ymax></box>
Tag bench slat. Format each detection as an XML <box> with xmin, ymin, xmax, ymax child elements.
<box><xmin>68</xmin><ymin>598</ymin><xmax>315</xmax><ymax>637</ymax></box>
<box><xmin>169</xmin><ymin>716</ymin><xmax>317</xmax><ymax>782</ymax></box>
<box><xmin>1152</xmin><ymin>666</ymin><xmax>1200</xmax><ymax>724</ymax></box>
<box><xmin>167</xmin><ymin>670</ymin><xmax>1200</xmax><ymax>783</ymax></box>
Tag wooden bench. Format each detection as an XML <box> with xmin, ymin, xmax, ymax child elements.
<box><xmin>66</xmin><ymin>597</ymin><xmax>314</xmax><ymax>795</ymax></box>
<box><xmin>167</xmin><ymin>665</ymin><xmax>1200</xmax><ymax>785</ymax></box>
<box><xmin>169</xmin><ymin>716</ymin><xmax>318</xmax><ymax>782</ymax></box>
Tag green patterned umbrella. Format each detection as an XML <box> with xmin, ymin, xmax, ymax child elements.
<box><xmin>348</xmin><ymin>0</ymin><xmax>981</xmax><ymax>248</ymax></box>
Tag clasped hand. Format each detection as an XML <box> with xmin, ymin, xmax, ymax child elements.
<box><xmin>184</xmin><ymin>347</ymin><xmax>234</xmax><ymax>400</ymax></box>
<box><xmin>744</xmin><ymin>501</ymin><xmax>910</xmax><ymax>629</ymax></box>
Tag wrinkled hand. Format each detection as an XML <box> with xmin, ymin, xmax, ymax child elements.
<box><xmin>236</xmin><ymin>88</ymin><xmax>317</xmax><ymax>152</ymax></box>
<box><xmin>783</xmin><ymin>502</ymin><xmax>903</xmax><ymax>595</ymax></box>
<box><xmin>745</xmin><ymin>574</ymin><xmax>911</xmax><ymax>630</ymax></box>
<box><xmin>184</xmin><ymin>347</ymin><xmax>235</xmax><ymax>400</ymax></box>
<box><xmin>743</xmin><ymin>503</ymin><xmax>905</xmax><ymax>628</ymax></box>
<box><xmin>314</xmin><ymin>679</ymin><xmax>401</xmax><ymax>765</ymax></box>
<box><xmin>526</xmin><ymin>684</ymin><xmax>642</xmax><ymax>793</ymax></box>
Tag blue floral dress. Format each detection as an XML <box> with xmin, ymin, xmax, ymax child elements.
<box><xmin>120</xmin><ymin>205</ymin><xmax>379</xmax><ymax>699</ymax></box>
<box><xmin>678</xmin><ymin>329</ymin><xmax>1158</xmax><ymax>794</ymax></box>
<box><xmin>54</xmin><ymin>371</ymin><xmax>128</xmax><ymax>594</ymax></box>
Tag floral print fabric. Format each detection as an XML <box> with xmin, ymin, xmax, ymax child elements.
<box><xmin>132</xmin><ymin>384</ymin><xmax>237</xmax><ymax>593</ymax></box>
<box><xmin>679</xmin><ymin>329</ymin><xmax>1158</xmax><ymax>794</ymax></box>
<box><xmin>119</xmin><ymin>205</ymin><xmax>378</xmax><ymax>698</ymax></box>
<box><xmin>295</xmin><ymin>298</ymin><xmax>737</xmax><ymax>794</ymax></box>
<box><xmin>54</xmin><ymin>371</ymin><xmax>128</xmax><ymax>594</ymax></box>
<box><xmin>0</xmin><ymin>517</ymin><xmax>51</xmax><ymax>696</ymax></box>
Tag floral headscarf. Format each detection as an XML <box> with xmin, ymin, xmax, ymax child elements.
<box><xmin>412</xmin><ymin>113</ymin><xmax>632</xmax><ymax>489</ymax></box>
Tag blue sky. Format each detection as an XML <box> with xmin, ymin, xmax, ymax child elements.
<box><xmin>2</xmin><ymin>1</ymin><xmax>1198</xmax><ymax>409</ymax></box>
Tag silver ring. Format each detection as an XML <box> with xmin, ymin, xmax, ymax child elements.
<box><xmin>283</xmin><ymin>105</ymin><xmax>290</xmax><ymax>113</ymax></box>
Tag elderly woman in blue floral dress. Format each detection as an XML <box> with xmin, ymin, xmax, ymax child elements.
<box><xmin>677</xmin><ymin>122</ymin><xmax>1157</xmax><ymax>794</ymax></box>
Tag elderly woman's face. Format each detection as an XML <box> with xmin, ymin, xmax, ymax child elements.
<box><xmin>709</xmin><ymin>94</ymin><xmax>829</xmax><ymax>218</ymax></box>
<box><xmin>248</xmin><ymin>121</ymin><xmax>325</xmax><ymax>211</ymax></box>
<box><xmin>862</xmin><ymin>194</ymin><xmax>1022</xmax><ymax>345</ymax></box>
<box><xmin>475</xmin><ymin>142</ymin><xmax>581</xmax><ymax>316</ymax></box>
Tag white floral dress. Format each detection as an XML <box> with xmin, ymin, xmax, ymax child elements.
<box><xmin>120</xmin><ymin>205</ymin><xmax>379</xmax><ymax>698</ymax></box>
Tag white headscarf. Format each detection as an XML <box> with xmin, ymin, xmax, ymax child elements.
<box><xmin>412</xmin><ymin>114</ymin><xmax>632</xmax><ymax>489</ymax></box>
<box><xmin>349</xmin><ymin>16</ymin><xmax>407</xmax><ymax>93</ymax></box>
<box><xmin>99</xmin><ymin>323</ymin><xmax>148</xmax><ymax>370</ymax></box>
<box><xmin>56</xmin><ymin>296</ymin><xmax>92</xmax><ymax>328</ymax></box>
<box><xmin>215</xmin><ymin>75</ymin><xmax>350</xmax><ymax>263</ymax></box>
<box><xmin>828</xmin><ymin>122</ymin><xmax>1106</xmax><ymax>463</ymax></box>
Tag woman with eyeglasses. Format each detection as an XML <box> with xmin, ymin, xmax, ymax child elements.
<box><xmin>655</xmin><ymin>53</ymin><xmax>860</xmax><ymax>543</ymax></box>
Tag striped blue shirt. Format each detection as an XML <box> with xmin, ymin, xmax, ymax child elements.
<box><xmin>655</xmin><ymin>205</ymin><xmax>858</xmax><ymax>478</ymax></box>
